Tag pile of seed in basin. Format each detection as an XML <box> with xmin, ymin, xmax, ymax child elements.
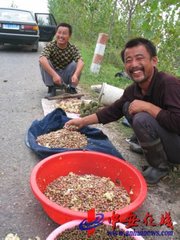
<box><xmin>36</xmin><ymin>128</ymin><xmax>88</xmax><ymax>149</ymax></box>
<box><xmin>44</xmin><ymin>172</ymin><xmax>131</xmax><ymax>212</ymax></box>
<box><xmin>56</xmin><ymin>225</ymin><xmax>135</xmax><ymax>239</ymax></box>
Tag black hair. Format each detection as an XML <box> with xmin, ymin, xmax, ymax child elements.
<box><xmin>56</xmin><ymin>23</ymin><xmax>72</xmax><ymax>36</ymax></box>
<box><xmin>121</xmin><ymin>37</ymin><xmax>157</xmax><ymax>63</ymax></box>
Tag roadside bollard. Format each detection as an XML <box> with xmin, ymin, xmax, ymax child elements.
<box><xmin>90</xmin><ymin>33</ymin><xmax>108</xmax><ymax>74</ymax></box>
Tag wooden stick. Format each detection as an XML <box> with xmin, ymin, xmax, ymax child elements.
<box><xmin>46</xmin><ymin>93</ymin><xmax>84</xmax><ymax>100</ymax></box>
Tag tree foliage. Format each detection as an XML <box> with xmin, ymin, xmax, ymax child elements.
<box><xmin>48</xmin><ymin>0</ymin><xmax>180</xmax><ymax>76</ymax></box>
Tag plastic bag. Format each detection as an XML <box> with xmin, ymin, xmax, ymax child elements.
<box><xmin>25</xmin><ymin>108</ymin><xmax>124</xmax><ymax>159</ymax></box>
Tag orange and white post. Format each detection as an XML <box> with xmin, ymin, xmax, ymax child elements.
<box><xmin>90</xmin><ymin>33</ymin><xmax>109</xmax><ymax>73</ymax></box>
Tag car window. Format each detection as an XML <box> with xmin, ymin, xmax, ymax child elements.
<box><xmin>36</xmin><ymin>14</ymin><xmax>50</xmax><ymax>25</ymax></box>
<box><xmin>0</xmin><ymin>9</ymin><xmax>34</xmax><ymax>22</ymax></box>
<box><xmin>36</xmin><ymin>14</ymin><xmax>56</xmax><ymax>26</ymax></box>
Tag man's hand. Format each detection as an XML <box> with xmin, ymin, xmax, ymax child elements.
<box><xmin>64</xmin><ymin>114</ymin><xmax>99</xmax><ymax>129</ymax></box>
<box><xmin>129</xmin><ymin>100</ymin><xmax>149</xmax><ymax>114</ymax></box>
<box><xmin>39</xmin><ymin>56</ymin><xmax>62</xmax><ymax>86</ymax></box>
<box><xmin>71</xmin><ymin>59</ymin><xmax>84</xmax><ymax>86</ymax></box>
<box><xmin>129</xmin><ymin>100</ymin><xmax>161</xmax><ymax>118</ymax></box>
<box><xmin>71</xmin><ymin>73</ymin><xmax>79</xmax><ymax>85</ymax></box>
<box><xmin>64</xmin><ymin>118</ymin><xmax>84</xmax><ymax>130</ymax></box>
<box><xmin>53</xmin><ymin>73</ymin><xmax>62</xmax><ymax>85</ymax></box>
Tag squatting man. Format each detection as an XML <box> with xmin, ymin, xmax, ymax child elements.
<box><xmin>65</xmin><ymin>37</ymin><xmax>180</xmax><ymax>184</ymax></box>
<box><xmin>39</xmin><ymin>23</ymin><xmax>84</xmax><ymax>97</ymax></box>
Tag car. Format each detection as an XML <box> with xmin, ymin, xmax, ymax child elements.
<box><xmin>0</xmin><ymin>7</ymin><xmax>57</xmax><ymax>52</ymax></box>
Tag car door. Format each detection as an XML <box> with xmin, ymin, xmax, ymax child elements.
<box><xmin>35</xmin><ymin>13</ymin><xmax>57</xmax><ymax>42</ymax></box>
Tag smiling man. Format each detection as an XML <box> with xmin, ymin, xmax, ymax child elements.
<box><xmin>39</xmin><ymin>23</ymin><xmax>84</xmax><ymax>97</ymax></box>
<box><xmin>65</xmin><ymin>38</ymin><xmax>180</xmax><ymax>184</ymax></box>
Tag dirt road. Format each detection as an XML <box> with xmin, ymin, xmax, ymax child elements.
<box><xmin>0</xmin><ymin>43</ymin><xmax>179</xmax><ymax>240</ymax></box>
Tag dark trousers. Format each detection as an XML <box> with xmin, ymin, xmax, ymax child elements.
<box><xmin>39</xmin><ymin>61</ymin><xmax>77</xmax><ymax>87</ymax></box>
<box><xmin>123</xmin><ymin>102</ymin><xmax>180</xmax><ymax>164</ymax></box>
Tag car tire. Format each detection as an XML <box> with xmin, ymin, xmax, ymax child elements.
<box><xmin>31</xmin><ymin>41</ymin><xmax>39</xmax><ymax>52</ymax></box>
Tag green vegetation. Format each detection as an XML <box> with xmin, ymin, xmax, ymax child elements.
<box><xmin>48</xmin><ymin>0</ymin><xmax>180</xmax><ymax>77</ymax></box>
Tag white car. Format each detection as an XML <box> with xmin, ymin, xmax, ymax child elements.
<box><xmin>0</xmin><ymin>7</ymin><xmax>57</xmax><ymax>51</ymax></box>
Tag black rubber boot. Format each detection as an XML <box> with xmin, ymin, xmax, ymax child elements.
<box><xmin>65</xmin><ymin>86</ymin><xmax>77</xmax><ymax>94</ymax></box>
<box><xmin>46</xmin><ymin>86</ymin><xmax>56</xmax><ymax>97</ymax></box>
<box><xmin>141</xmin><ymin>139</ymin><xmax>170</xmax><ymax>184</ymax></box>
<box><xmin>143</xmin><ymin>166</ymin><xmax>169</xmax><ymax>184</ymax></box>
<box><xmin>127</xmin><ymin>134</ymin><xmax>143</xmax><ymax>154</ymax></box>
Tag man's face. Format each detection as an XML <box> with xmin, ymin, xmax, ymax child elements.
<box><xmin>124</xmin><ymin>45</ymin><xmax>157</xmax><ymax>84</ymax></box>
<box><xmin>56</xmin><ymin>26</ymin><xmax>71</xmax><ymax>47</ymax></box>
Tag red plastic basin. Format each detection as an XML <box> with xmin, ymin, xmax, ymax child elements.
<box><xmin>30</xmin><ymin>151</ymin><xmax>147</xmax><ymax>224</ymax></box>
